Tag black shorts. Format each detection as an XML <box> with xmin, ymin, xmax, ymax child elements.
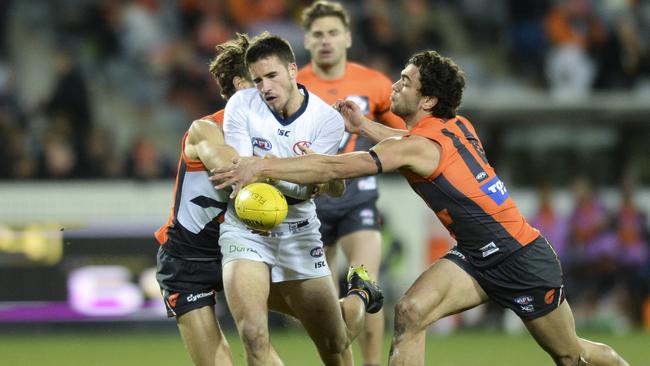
<box><xmin>444</xmin><ymin>236</ymin><xmax>566</xmax><ymax>320</ymax></box>
<box><xmin>317</xmin><ymin>199</ymin><xmax>381</xmax><ymax>246</ymax></box>
<box><xmin>156</xmin><ymin>246</ymin><xmax>223</xmax><ymax>317</ymax></box>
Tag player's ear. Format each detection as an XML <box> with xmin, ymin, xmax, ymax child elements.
<box><xmin>288</xmin><ymin>63</ymin><xmax>298</xmax><ymax>79</ymax></box>
<box><xmin>345</xmin><ymin>30</ymin><xmax>352</xmax><ymax>49</ymax></box>
<box><xmin>421</xmin><ymin>96</ymin><xmax>438</xmax><ymax>112</ymax></box>
<box><xmin>232</xmin><ymin>76</ymin><xmax>239</xmax><ymax>91</ymax></box>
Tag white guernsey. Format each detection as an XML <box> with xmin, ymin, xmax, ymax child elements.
<box><xmin>219</xmin><ymin>85</ymin><xmax>344</xmax><ymax>281</ymax></box>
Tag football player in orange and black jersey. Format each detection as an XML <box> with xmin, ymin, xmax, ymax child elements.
<box><xmin>211</xmin><ymin>50</ymin><xmax>629</xmax><ymax>366</ymax></box>
<box><xmin>297</xmin><ymin>3</ymin><xmax>405</xmax><ymax>363</ymax></box>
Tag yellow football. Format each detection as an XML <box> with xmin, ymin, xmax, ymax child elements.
<box><xmin>234</xmin><ymin>182</ymin><xmax>288</xmax><ymax>231</ymax></box>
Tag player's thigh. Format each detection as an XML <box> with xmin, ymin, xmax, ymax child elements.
<box><xmin>399</xmin><ymin>258</ymin><xmax>488</xmax><ymax>326</ymax></box>
<box><xmin>277</xmin><ymin>276</ymin><xmax>347</xmax><ymax>344</ymax></box>
<box><xmin>177</xmin><ymin>305</ymin><xmax>223</xmax><ymax>343</ymax></box>
<box><xmin>268</xmin><ymin>282</ymin><xmax>295</xmax><ymax>317</ymax></box>
<box><xmin>222</xmin><ymin>259</ymin><xmax>271</xmax><ymax>320</ymax></box>
<box><xmin>339</xmin><ymin>230</ymin><xmax>382</xmax><ymax>277</ymax></box>
<box><xmin>523</xmin><ymin>301</ymin><xmax>582</xmax><ymax>356</ymax></box>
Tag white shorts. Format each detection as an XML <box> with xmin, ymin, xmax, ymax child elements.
<box><xmin>219</xmin><ymin>218</ymin><xmax>330</xmax><ymax>283</ymax></box>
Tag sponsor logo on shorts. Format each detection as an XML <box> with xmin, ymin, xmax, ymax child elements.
<box><xmin>292</xmin><ymin>141</ymin><xmax>312</xmax><ymax>155</ymax></box>
<box><xmin>360</xmin><ymin>208</ymin><xmax>375</xmax><ymax>226</ymax></box>
<box><xmin>480</xmin><ymin>176</ymin><xmax>509</xmax><ymax>205</ymax></box>
<box><xmin>520</xmin><ymin>304</ymin><xmax>535</xmax><ymax>313</ymax></box>
<box><xmin>475</xmin><ymin>171</ymin><xmax>488</xmax><ymax>181</ymax></box>
<box><xmin>252</xmin><ymin>137</ymin><xmax>272</xmax><ymax>151</ymax></box>
<box><xmin>480</xmin><ymin>242</ymin><xmax>500</xmax><ymax>257</ymax></box>
<box><xmin>229</xmin><ymin>244</ymin><xmax>261</xmax><ymax>258</ymax></box>
<box><xmin>310</xmin><ymin>247</ymin><xmax>324</xmax><ymax>258</ymax></box>
<box><xmin>187</xmin><ymin>290</ymin><xmax>215</xmax><ymax>303</ymax></box>
<box><xmin>544</xmin><ymin>289</ymin><xmax>556</xmax><ymax>304</ymax></box>
<box><xmin>448</xmin><ymin>249</ymin><xmax>466</xmax><ymax>261</ymax></box>
<box><xmin>514</xmin><ymin>295</ymin><xmax>534</xmax><ymax>305</ymax></box>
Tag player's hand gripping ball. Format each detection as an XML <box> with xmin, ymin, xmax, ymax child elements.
<box><xmin>235</xmin><ymin>183</ymin><xmax>288</xmax><ymax>231</ymax></box>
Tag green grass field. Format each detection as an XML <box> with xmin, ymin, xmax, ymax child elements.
<box><xmin>1</xmin><ymin>329</ymin><xmax>648</xmax><ymax>365</ymax></box>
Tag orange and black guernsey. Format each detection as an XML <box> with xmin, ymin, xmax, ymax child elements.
<box><xmin>402</xmin><ymin>115</ymin><xmax>539</xmax><ymax>268</ymax></box>
<box><xmin>154</xmin><ymin>110</ymin><xmax>229</xmax><ymax>260</ymax></box>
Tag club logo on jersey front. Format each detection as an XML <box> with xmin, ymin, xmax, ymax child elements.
<box><xmin>293</xmin><ymin>141</ymin><xmax>312</xmax><ymax>155</ymax></box>
<box><xmin>480</xmin><ymin>176</ymin><xmax>509</xmax><ymax>205</ymax></box>
<box><xmin>252</xmin><ymin>137</ymin><xmax>272</xmax><ymax>151</ymax></box>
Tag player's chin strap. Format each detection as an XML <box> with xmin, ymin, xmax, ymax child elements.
<box><xmin>368</xmin><ymin>149</ymin><xmax>383</xmax><ymax>174</ymax></box>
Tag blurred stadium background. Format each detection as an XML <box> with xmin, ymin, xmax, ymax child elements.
<box><xmin>0</xmin><ymin>0</ymin><xmax>649</xmax><ymax>364</ymax></box>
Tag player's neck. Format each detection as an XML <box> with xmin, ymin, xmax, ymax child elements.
<box><xmin>312</xmin><ymin>60</ymin><xmax>346</xmax><ymax>80</ymax></box>
<box><xmin>282</xmin><ymin>87</ymin><xmax>305</xmax><ymax>119</ymax></box>
<box><xmin>405</xmin><ymin>110</ymin><xmax>431</xmax><ymax>129</ymax></box>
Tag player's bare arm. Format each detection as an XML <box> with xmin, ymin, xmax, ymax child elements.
<box><xmin>335</xmin><ymin>99</ymin><xmax>407</xmax><ymax>144</ymax></box>
<box><xmin>185</xmin><ymin>119</ymin><xmax>239</xmax><ymax>171</ymax></box>
<box><xmin>299</xmin><ymin>145</ymin><xmax>345</xmax><ymax>198</ymax></box>
<box><xmin>212</xmin><ymin>134</ymin><xmax>440</xmax><ymax>196</ymax></box>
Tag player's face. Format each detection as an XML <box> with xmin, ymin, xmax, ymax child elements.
<box><xmin>390</xmin><ymin>64</ymin><xmax>422</xmax><ymax>119</ymax></box>
<box><xmin>249</xmin><ymin>55</ymin><xmax>298</xmax><ymax>114</ymax></box>
<box><xmin>304</xmin><ymin>16</ymin><xmax>351</xmax><ymax>68</ymax></box>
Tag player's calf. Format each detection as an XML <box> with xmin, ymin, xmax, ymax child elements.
<box><xmin>346</xmin><ymin>265</ymin><xmax>384</xmax><ymax>314</ymax></box>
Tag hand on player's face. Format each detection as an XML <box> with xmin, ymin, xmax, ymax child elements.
<box><xmin>210</xmin><ymin>157</ymin><xmax>261</xmax><ymax>198</ymax></box>
<box><xmin>333</xmin><ymin>99</ymin><xmax>364</xmax><ymax>134</ymax></box>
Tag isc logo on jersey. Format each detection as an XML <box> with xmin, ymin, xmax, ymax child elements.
<box><xmin>480</xmin><ymin>176</ymin><xmax>509</xmax><ymax>205</ymax></box>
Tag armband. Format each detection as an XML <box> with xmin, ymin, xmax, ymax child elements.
<box><xmin>368</xmin><ymin>149</ymin><xmax>383</xmax><ymax>174</ymax></box>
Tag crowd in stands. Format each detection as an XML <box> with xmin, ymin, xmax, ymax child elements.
<box><xmin>0</xmin><ymin>0</ymin><xmax>649</xmax><ymax>180</ymax></box>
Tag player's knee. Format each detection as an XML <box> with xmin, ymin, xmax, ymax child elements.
<box><xmin>239</xmin><ymin>323</ymin><xmax>269</xmax><ymax>354</ymax></box>
<box><xmin>551</xmin><ymin>348</ymin><xmax>587</xmax><ymax>366</ymax></box>
<box><xmin>315</xmin><ymin>332</ymin><xmax>348</xmax><ymax>355</ymax></box>
<box><xmin>393</xmin><ymin>296</ymin><xmax>426</xmax><ymax>335</ymax></box>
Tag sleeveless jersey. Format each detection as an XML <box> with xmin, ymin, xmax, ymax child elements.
<box><xmin>402</xmin><ymin>115</ymin><xmax>540</xmax><ymax>268</ymax></box>
<box><xmin>297</xmin><ymin>62</ymin><xmax>405</xmax><ymax>210</ymax></box>
<box><xmin>222</xmin><ymin>85</ymin><xmax>344</xmax><ymax>231</ymax></box>
<box><xmin>154</xmin><ymin>110</ymin><xmax>230</xmax><ymax>259</ymax></box>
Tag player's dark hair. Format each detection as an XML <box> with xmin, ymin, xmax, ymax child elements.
<box><xmin>301</xmin><ymin>0</ymin><xmax>350</xmax><ymax>30</ymax></box>
<box><xmin>408</xmin><ymin>51</ymin><xmax>465</xmax><ymax>119</ymax></box>
<box><xmin>209</xmin><ymin>33</ymin><xmax>251</xmax><ymax>99</ymax></box>
<box><xmin>245</xmin><ymin>32</ymin><xmax>296</xmax><ymax>67</ymax></box>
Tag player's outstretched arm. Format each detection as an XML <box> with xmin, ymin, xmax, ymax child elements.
<box><xmin>211</xmin><ymin>135</ymin><xmax>440</xmax><ymax>197</ymax></box>
<box><xmin>185</xmin><ymin>119</ymin><xmax>240</xmax><ymax>172</ymax></box>
<box><xmin>335</xmin><ymin>100</ymin><xmax>407</xmax><ymax>144</ymax></box>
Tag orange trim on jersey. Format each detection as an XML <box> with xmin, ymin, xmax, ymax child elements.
<box><xmin>155</xmin><ymin>157</ymin><xmax>184</xmax><ymax>245</ymax></box>
<box><xmin>405</xmin><ymin>115</ymin><xmax>539</xmax><ymax>246</ymax></box>
<box><xmin>181</xmin><ymin>109</ymin><xmax>225</xmax><ymax>172</ymax></box>
<box><xmin>156</xmin><ymin>109</ymin><xmax>224</xmax><ymax>244</ymax></box>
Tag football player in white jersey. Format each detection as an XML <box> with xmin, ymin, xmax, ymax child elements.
<box><xmin>158</xmin><ymin>34</ymin><xmax>303</xmax><ymax>366</ymax></box>
<box><xmin>219</xmin><ymin>33</ymin><xmax>383</xmax><ymax>365</ymax></box>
